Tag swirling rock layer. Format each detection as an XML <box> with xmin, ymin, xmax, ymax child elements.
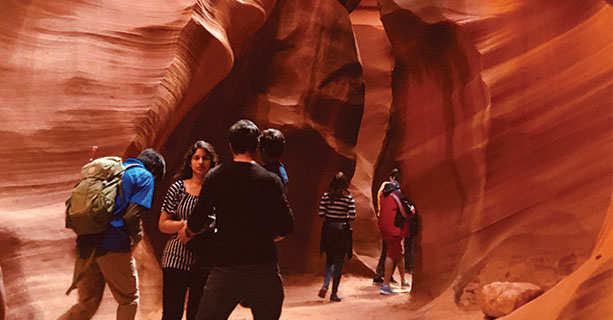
<box><xmin>367</xmin><ymin>0</ymin><xmax>612</xmax><ymax>318</ymax></box>
<box><xmin>0</xmin><ymin>0</ymin><xmax>611</xmax><ymax>319</ymax></box>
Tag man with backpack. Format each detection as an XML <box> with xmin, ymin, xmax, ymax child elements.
<box><xmin>60</xmin><ymin>148</ymin><xmax>166</xmax><ymax>320</ymax></box>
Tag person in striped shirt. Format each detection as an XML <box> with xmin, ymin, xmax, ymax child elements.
<box><xmin>317</xmin><ymin>171</ymin><xmax>356</xmax><ymax>302</ymax></box>
<box><xmin>158</xmin><ymin>141</ymin><xmax>218</xmax><ymax>320</ymax></box>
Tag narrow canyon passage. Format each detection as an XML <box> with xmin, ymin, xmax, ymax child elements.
<box><xmin>0</xmin><ymin>1</ymin><xmax>611</xmax><ymax>319</ymax></box>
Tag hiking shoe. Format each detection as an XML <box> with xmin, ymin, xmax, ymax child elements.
<box><xmin>401</xmin><ymin>280</ymin><xmax>411</xmax><ymax>289</ymax></box>
<box><xmin>372</xmin><ymin>277</ymin><xmax>384</xmax><ymax>285</ymax></box>
<box><xmin>380</xmin><ymin>284</ymin><xmax>395</xmax><ymax>295</ymax></box>
<box><xmin>330</xmin><ymin>294</ymin><xmax>342</xmax><ymax>302</ymax></box>
<box><xmin>318</xmin><ymin>287</ymin><xmax>328</xmax><ymax>298</ymax></box>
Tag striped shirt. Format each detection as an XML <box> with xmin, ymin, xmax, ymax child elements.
<box><xmin>161</xmin><ymin>180</ymin><xmax>198</xmax><ymax>271</ymax></box>
<box><xmin>318</xmin><ymin>192</ymin><xmax>356</xmax><ymax>221</ymax></box>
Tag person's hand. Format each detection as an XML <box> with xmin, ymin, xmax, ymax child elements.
<box><xmin>177</xmin><ymin>222</ymin><xmax>191</xmax><ymax>244</ymax></box>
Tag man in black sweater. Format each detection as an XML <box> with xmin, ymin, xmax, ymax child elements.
<box><xmin>182</xmin><ymin>119</ymin><xmax>294</xmax><ymax>320</ymax></box>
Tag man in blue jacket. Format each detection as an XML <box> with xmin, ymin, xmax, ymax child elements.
<box><xmin>60</xmin><ymin>149</ymin><xmax>165</xmax><ymax>320</ymax></box>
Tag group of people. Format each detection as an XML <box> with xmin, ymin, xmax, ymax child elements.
<box><xmin>372</xmin><ymin>168</ymin><xmax>416</xmax><ymax>295</ymax></box>
<box><xmin>60</xmin><ymin>118</ymin><xmax>418</xmax><ymax>320</ymax></box>
<box><xmin>61</xmin><ymin>119</ymin><xmax>294</xmax><ymax>320</ymax></box>
<box><xmin>316</xmin><ymin>168</ymin><xmax>417</xmax><ymax>300</ymax></box>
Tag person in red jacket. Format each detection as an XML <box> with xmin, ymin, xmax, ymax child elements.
<box><xmin>377</xmin><ymin>168</ymin><xmax>412</xmax><ymax>295</ymax></box>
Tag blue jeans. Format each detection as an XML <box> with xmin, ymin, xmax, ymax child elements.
<box><xmin>322</xmin><ymin>252</ymin><xmax>345</xmax><ymax>295</ymax></box>
<box><xmin>196</xmin><ymin>263</ymin><xmax>284</xmax><ymax>320</ymax></box>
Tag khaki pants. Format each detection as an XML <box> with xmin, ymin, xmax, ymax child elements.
<box><xmin>59</xmin><ymin>251</ymin><xmax>139</xmax><ymax>320</ymax></box>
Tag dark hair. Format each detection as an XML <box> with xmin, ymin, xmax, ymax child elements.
<box><xmin>228</xmin><ymin>119</ymin><xmax>260</xmax><ymax>154</ymax></box>
<box><xmin>137</xmin><ymin>148</ymin><xmax>166</xmax><ymax>181</ymax></box>
<box><xmin>327</xmin><ymin>171</ymin><xmax>349</xmax><ymax>199</ymax></box>
<box><xmin>390</xmin><ymin>168</ymin><xmax>399</xmax><ymax>181</ymax></box>
<box><xmin>174</xmin><ymin>140</ymin><xmax>218</xmax><ymax>180</ymax></box>
<box><xmin>259</xmin><ymin>128</ymin><xmax>285</xmax><ymax>159</ymax></box>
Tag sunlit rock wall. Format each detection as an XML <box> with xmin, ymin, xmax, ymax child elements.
<box><xmin>146</xmin><ymin>0</ymin><xmax>365</xmax><ymax>274</ymax></box>
<box><xmin>0</xmin><ymin>0</ymin><xmax>364</xmax><ymax>318</ymax></box>
<box><xmin>0</xmin><ymin>0</ymin><xmax>611</xmax><ymax>319</ymax></box>
<box><xmin>0</xmin><ymin>1</ymin><xmax>194</xmax><ymax>318</ymax></box>
<box><xmin>356</xmin><ymin>0</ymin><xmax>612</xmax><ymax>318</ymax></box>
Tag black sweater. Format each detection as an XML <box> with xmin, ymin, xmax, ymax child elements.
<box><xmin>188</xmin><ymin>161</ymin><xmax>294</xmax><ymax>267</ymax></box>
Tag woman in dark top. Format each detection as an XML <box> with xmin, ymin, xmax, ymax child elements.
<box><xmin>158</xmin><ymin>140</ymin><xmax>217</xmax><ymax>320</ymax></box>
<box><xmin>317</xmin><ymin>172</ymin><xmax>356</xmax><ymax>302</ymax></box>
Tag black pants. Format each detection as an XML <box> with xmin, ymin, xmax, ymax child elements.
<box><xmin>162</xmin><ymin>267</ymin><xmax>208</xmax><ymax>320</ymax></box>
<box><xmin>196</xmin><ymin>263</ymin><xmax>284</xmax><ymax>320</ymax></box>
<box><xmin>404</xmin><ymin>233</ymin><xmax>417</xmax><ymax>272</ymax></box>
<box><xmin>323</xmin><ymin>252</ymin><xmax>345</xmax><ymax>295</ymax></box>
<box><xmin>375</xmin><ymin>240</ymin><xmax>387</xmax><ymax>279</ymax></box>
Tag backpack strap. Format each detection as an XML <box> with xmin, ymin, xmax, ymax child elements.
<box><xmin>117</xmin><ymin>163</ymin><xmax>142</xmax><ymax>207</ymax></box>
<box><xmin>390</xmin><ymin>193</ymin><xmax>408</xmax><ymax>218</ymax></box>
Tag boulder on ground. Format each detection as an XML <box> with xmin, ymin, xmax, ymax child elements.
<box><xmin>481</xmin><ymin>281</ymin><xmax>544</xmax><ymax>318</ymax></box>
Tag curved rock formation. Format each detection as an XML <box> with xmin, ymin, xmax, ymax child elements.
<box><xmin>502</xmin><ymin>202</ymin><xmax>613</xmax><ymax>319</ymax></box>
<box><xmin>0</xmin><ymin>0</ymin><xmax>611</xmax><ymax>319</ymax></box>
<box><xmin>127</xmin><ymin>0</ymin><xmax>279</xmax><ymax>155</ymax></box>
<box><xmin>147</xmin><ymin>0</ymin><xmax>364</xmax><ymax>273</ymax></box>
<box><xmin>0</xmin><ymin>1</ymin><xmax>193</xmax><ymax>318</ymax></box>
<box><xmin>360</xmin><ymin>0</ymin><xmax>612</xmax><ymax>318</ymax></box>
<box><xmin>0</xmin><ymin>266</ymin><xmax>5</xmax><ymax>320</ymax></box>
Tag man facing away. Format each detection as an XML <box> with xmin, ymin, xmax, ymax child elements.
<box><xmin>376</xmin><ymin>168</ymin><xmax>413</xmax><ymax>295</ymax></box>
<box><xmin>60</xmin><ymin>148</ymin><xmax>166</xmax><ymax>320</ymax></box>
<box><xmin>182</xmin><ymin>119</ymin><xmax>294</xmax><ymax>320</ymax></box>
<box><xmin>259</xmin><ymin>128</ymin><xmax>289</xmax><ymax>195</ymax></box>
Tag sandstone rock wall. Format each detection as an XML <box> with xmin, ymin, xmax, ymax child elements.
<box><xmin>0</xmin><ymin>0</ymin><xmax>610</xmax><ymax>319</ymax></box>
<box><xmin>359</xmin><ymin>0</ymin><xmax>612</xmax><ymax>318</ymax></box>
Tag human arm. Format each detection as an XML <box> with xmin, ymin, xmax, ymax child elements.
<box><xmin>347</xmin><ymin>195</ymin><xmax>356</xmax><ymax>220</ymax></box>
<box><xmin>272</xmin><ymin>176</ymin><xmax>294</xmax><ymax>237</ymax></box>
<box><xmin>120</xmin><ymin>167</ymin><xmax>155</xmax><ymax>247</ymax></box>
<box><xmin>376</xmin><ymin>182</ymin><xmax>386</xmax><ymax>218</ymax></box>
<box><xmin>123</xmin><ymin>202</ymin><xmax>148</xmax><ymax>245</ymax></box>
<box><xmin>158</xmin><ymin>211</ymin><xmax>186</xmax><ymax>234</ymax></box>
<box><xmin>158</xmin><ymin>180</ymin><xmax>187</xmax><ymax>234</ymax></box>
<box><xmin>318</xmin><ymin>193</ymin><xmax>328</xmax><ymax>218</ymax></box>
<box><xmin>185</xmin><ymin>173</ymin><xmax>214</xmax><ymax>240</ymax></box>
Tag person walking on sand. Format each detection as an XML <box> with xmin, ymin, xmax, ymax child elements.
<box><xmin>317</xmin><ymin>172</ymin><xmax>356</xmax><ymax>302</ymax></box>
<box><xmin>60</xmin><ymin>149</ymin><xmax>166</xmax><ymax>320</ymax></box>
<box><xmin>377</xmin><ymin>168</ymin><xmax>412</xmax><ymax>295</ymax></box>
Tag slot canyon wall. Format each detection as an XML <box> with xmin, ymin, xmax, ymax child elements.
<box><xmin>0</xmin><ymin>0</ymin><xmax>611</xmax><ymax>319</ymax></box>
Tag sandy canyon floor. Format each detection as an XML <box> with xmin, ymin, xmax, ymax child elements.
<box><xmin>227</xmin><ymin>274</ymin><xmax>482</xmax><ymax>320</ymax></box>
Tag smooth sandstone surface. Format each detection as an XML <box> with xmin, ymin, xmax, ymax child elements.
<box><xmin>0</xmin><ymin>0</ymin><xmax>611</xmax><ymax>319</ymax></box>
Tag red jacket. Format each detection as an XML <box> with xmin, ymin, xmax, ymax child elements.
<box><xmin>377</xmin><ymin>187</ymin><xmax>409</xmax><ymax>237</ymax></box>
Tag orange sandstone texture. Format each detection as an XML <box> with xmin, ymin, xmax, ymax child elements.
<box><xmin>0</xmin><ymin>0</ymin><xmax>194</xmax><ymax>211</ymax></box>
<box><xmin>361</xmin><ymin>0</ymin><xmax>612</xmax><ymax>318</ymax></box>
<box><xmin>0</xmin><ymin>0</ymin><xmax>611</xmax><ymax>319</ymax></box>
<box><xmin>348</xmin><ymin>1</ymin><xmax>395</xmax><ymax>261</ymax></box>
<box><xmin>0</xmin><ymin>1</ymin><xmax>193</xmax><ymax>319</ymax></box>
<box><xmin>146</xmin><ymin>0</ymin><xmax>365</xmax><ymax>274</ymax></box>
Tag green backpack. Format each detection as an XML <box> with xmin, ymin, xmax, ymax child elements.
<box><xmin>65</xmin><ymin>156</ymin><xmax>135</xmax><ymax>235</ymax></box>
